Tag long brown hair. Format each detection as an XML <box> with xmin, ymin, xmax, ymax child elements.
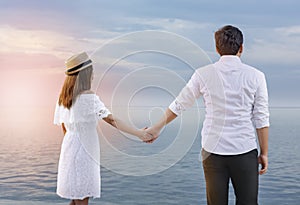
<box><xmin>58</xmin><ymin>66</ymin><xmax>93</xmax><ymax>109</ymax></box>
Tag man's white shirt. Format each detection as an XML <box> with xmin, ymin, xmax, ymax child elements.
<box><xmin>169</xmin><ymin>55</ymin><xmax>270</xmax><ymax>155</ymax></box>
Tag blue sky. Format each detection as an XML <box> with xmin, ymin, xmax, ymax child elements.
<box><xmin>0</xmin><ymin>0</ymin><xmax>299</xmax><ymax>108</ymax></box>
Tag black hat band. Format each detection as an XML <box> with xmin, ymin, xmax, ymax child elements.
<box><xmin>66</xmin><ymin>59</ymin><xmax>92</xmax><ymax>73</ymax></box>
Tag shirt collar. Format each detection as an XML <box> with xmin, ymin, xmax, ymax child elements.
<box><xmin>216</xmin><ymin>55</ymin><xmax>242</xmax><ymax>70</ymax></box>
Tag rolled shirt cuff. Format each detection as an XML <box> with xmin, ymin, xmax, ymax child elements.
<box><xmin>169</xmin><ymin>100</ymin><xmax>185</xmax><ymax>116</ymax></box>
<box><xmin>253</xmin><ymin>117</ymin><xmax>270</xmax><ymax>129</ymax></box>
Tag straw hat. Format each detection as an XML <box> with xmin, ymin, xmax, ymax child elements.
<box><xmin>65</xmin><ymin>52</ymin><xmax>92</xmax><ymax>75</ymax></box>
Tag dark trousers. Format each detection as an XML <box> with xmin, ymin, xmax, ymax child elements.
<box><xmin>202</xmin><ymin>149</ymin><xmax>258</xmax><ymax>205</ymax></box>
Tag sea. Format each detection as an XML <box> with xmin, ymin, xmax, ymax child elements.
<box><xmin>0</xmin><ymin>108</ymin><xmax>299</xmax><ymax>205</ymax></box>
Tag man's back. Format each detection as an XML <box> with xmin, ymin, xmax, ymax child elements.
<box><xmin>169</xmin><ymin>55</ymin><xmax>269</xmax><ymax>154</ymax></box>
<box><xmin>195</xmin><ymin>55</ymin><xmax>269</xmax><ymax>154</ymax></box>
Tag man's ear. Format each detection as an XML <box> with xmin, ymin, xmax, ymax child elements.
<box><xmin>237</xmin><ymin>44</ymin><xmax>243</xmax><ymax>56</ymax></box>
<box><xmin>238</xmin><ymin>44</ymin><xmax>244</xmax><ymax>56</ymax></box>
<box><xmin>216</xmin><ymin>47</ymin><xmax>221</xmax><ymax>55</ymax></box>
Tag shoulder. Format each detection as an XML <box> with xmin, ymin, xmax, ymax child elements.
<box><xmin>193</xmin><ymin>64</ymin><xmax>217</xmax><ymax>81</ymax></box>
<box><xmin>78</xmin><ymin>92</ymin><xmax>102</xmax><ymax>102</ymax></box>
<box><xmin>77</xmin><ymin>91</ymin><xmax>97</xmax><ymax>100</ymax></box>
<box><xmin>193</xmin><ymin>64</ymin><xmax>215</xmax><ymax>77</ymax></box>
<box><xmin>75</xmin><ymin>92</ymin><xmax>100</xmax><ymax>106</ymax></box>
<box><xmin>90</xmin><ymin>94</ymin><xmax>105</xmax><ymax>106</ymax></box>
<box><xmin>195</xmin><ymin>64</ymin><xmax>214</xmax><ymax>73</ymax></box>
<box><xmin>241</xmin><ymin>63</ymin><xmax>266</xmax><ymax>78</ymax></box>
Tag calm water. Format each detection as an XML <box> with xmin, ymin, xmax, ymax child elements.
<box><xmin>0</xmin><ymin>108</ymin><xmax>299</xmax><ymax>205</ymax></box>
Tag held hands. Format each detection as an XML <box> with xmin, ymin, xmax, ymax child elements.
<box><xmin>138</xmin><ymin>129</ymin><xmax>154</xmax><ymax>143</ymax></box>
<box><xmin>139</xmin><ymin>108</ymin><xmax>175</xmax><ymax>143</ymax></box>
<box><xmin>142</xmin><ymin>125</ymin><xmax>162</xmax><ymax>143</ymax></box>
<box><xmin>137</xmin><ymin>126</ymin><xmax>162</xmax><ymax>143</ymax></box>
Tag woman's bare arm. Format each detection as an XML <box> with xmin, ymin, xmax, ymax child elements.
<box><xmin>102</xmin><ymin>114</ymin><xmax>153</xmax><ymax>142</ymax></box>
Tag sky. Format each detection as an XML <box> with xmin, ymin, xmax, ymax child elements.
<box><xmin>0</xmin><ymin>0</ymin><xmax>300</xmax><ymax>126</ymax></box>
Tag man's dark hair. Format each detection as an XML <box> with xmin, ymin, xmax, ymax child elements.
<box><xmin>215</xmin><ymin>25</ymin><xmax>243</xmax><ymax>55</ymax></box>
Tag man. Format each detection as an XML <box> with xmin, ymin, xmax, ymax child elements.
<box><xmin>146</xmin><ymin>25</ymin><xmax>269</xmax><ymax>205</ymax></box>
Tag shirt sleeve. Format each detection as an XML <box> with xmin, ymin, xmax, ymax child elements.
<box><xmin>169</xmin><ymin>71</ymin><xmax>202</xmax><ymax>115</ymax></box>
<box><xmin>252</xmin><ymin>73</ymin><xmax>270</xmax><ymax>128</ymax></box>
<box><xmin>94</xmin><ymin>95</ymin><xmax>111</xmax><ymax>120</ymax></box>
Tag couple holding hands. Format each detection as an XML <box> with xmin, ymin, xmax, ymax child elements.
<box><xmin>54</xmin><ymin>25</ymin><xmax>269</xmax><ymax>205</ymax></box>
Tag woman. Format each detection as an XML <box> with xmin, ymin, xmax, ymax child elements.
<box><xmin>54</xmin><ymin>52</ymin><xmax>152</xmax><ymax>205</ymax></box>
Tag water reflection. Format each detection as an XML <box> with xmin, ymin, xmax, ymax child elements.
<box><xmin>0</xmin><ymin>107</ymin><xmax>299</xmax><ymax>204</ymax></box>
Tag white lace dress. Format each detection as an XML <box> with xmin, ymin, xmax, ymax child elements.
<box><xmin>53</xmin><ymin>94</ymin><xmax>111</xmax><ymax>199</ymax></box>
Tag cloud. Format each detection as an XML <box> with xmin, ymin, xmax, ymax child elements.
<box><xmin>245</xmin><ymin>39</ymin><xmax>299</xmax><ymax>66</ymax></box>
<box><xmin>0</xmin><ymin>25</ymin><xmax>114</xmax><ymax>60</ymax></box>
<box><xmin>243</xmin><ymin>26</ymin><xmax>300</xmax><ymax>67</ymax></box>
<box><xmin>0</xmin><ymin>52</ymin><xmax>65</xmax><ymax>75</ymax></box>
<box><xmin>1</xmin><ymin>1</ymin><xmax>299</xmax><ymax>107</ymax></box>
<box><xmin>119</xmin><ymin>17</ymin><xmax>212</xmax><ymax>32</ymax></box>
<box><xmin>276</xmin><ymin>25</ymin><xmax>300</xmax><ymax>36</ymax></box>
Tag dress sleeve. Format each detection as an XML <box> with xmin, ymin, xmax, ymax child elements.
<box><xmin>94</xmin><ymin>95</ymin><xmax>111</xmax><ymax>120</ymax></box>
<box><xmin>53</xmin><ymin>102</ymin><xmax>61</xmax><ymax>125</ymax></box>
<box><xmin>53</xmin><ymin>101</ymin><xmax>71</xmax><ymax>125</ymax></box>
